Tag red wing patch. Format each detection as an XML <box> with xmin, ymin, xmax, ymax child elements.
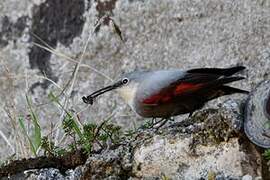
<box><xmin>142</xmin><ymin>82</ymin><xmax>203</xmax><ymax>105</ymax></box>
<box><xmin>174</xmin><ymin>83</ymin><xmax>202</xmax><ymax>95</ymax></box>
<box><xmin>142</xmin><ymin>94</ymin><xmax>172</xmax><ymax>104</ymax></box>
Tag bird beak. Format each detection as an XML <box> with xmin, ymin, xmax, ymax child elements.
<box><xmin>82</xmin><ymin>81</ymin><xmax>123</xmax><ymax>105</ymax></box>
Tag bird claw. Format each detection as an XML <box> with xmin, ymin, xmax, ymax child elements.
<box><xmin>154</xmin><ymin>119</ymin><xmax>169</xmax><ymax>132</ymax></box>
<box><xmin>82</xmin><ymin>96</ymin><xmax>94</xmax><ymax>105</ymax></box>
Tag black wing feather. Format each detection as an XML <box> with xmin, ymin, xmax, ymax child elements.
<box><xmin>187</xmin><ymin>66</ymin><xmax>245</xmax><ymax>76</ymax></box>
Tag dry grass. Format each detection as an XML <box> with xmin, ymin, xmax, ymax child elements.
<box><xmin>0</xmin><ymin>15</ymin><xmax>121</xmax><ymax>161</ymax></box>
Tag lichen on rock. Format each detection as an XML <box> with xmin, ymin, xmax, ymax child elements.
<box><xmin>131</xmin><ymin>99</ymin><xmax>261</xmax><ymax>179</ymax></box>
<box><xmin>1</xmin><ymin>99</ymin><xmax>262</xmax><ymax>179</ymax></box>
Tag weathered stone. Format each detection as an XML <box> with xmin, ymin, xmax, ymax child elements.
<box><xmin>132</xmin><ymin>101</ymin><xmax>261</xmax><ymax>179</ymax></box>
<box><xmin>218</xmin><ymin>99</ymin><xmax>245</xmax><ymax>133</ymax></box>
<box><xmin>133</xmin><ymin>137</ymin><xmax>260</xmax><ymax>179</ymax></box>
<box><xmin>24</xmin><ymin>168</ymin><xmax>82</xmax><ymax>180</ymax></box>
<box><xmin>245</xmin><ymin>80</ymin><xmax>270</xmax><ymax>148</ymax></box>
<box><xmin>0</xmin><ymin>0</ymin><xmax>270</xmax><ymax>178</ymax></box>
<box><xmin>80</xmin><ymin>145</ymin><xmax>133</xmax><ymax>179</ymax></box>
<box><xmin>0</xmin><ymin>102</ymin><xmax>264</xmax><ymax>179</ymax></box>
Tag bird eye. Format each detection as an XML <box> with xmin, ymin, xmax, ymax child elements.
<box><xmin>122</xmin><ymin>78</ymin><xmax>129</xmax><ymax>84</ymax></box>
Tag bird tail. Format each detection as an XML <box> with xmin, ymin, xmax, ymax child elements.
<box><xmin>202</xmin><ymin>76</ymin><xmax>249</xmax><ymax>94</ymax></box>
<box><xmin>219</xmin><ymin>85</ymin><xmax>249</xmax><ymax>94</ymax></box>
<box><xmin>205</xmin><ymin>85</ymin><xmax>249</xmax><ymax>101</ymax></box>
<box><xmin>215</xmin><ymin>76</ymin><xmax>245</xmax><ymax>84</ymax></box>
<box><xmin>187</xmin><ymin>66</ymin><xmax>245</xmax><ymax>76</ymax></box>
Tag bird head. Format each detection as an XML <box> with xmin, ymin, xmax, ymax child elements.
<box><xmin>82</xmin><ymin>71</ymin><xmax>149</xmax><ymax>106</ymax></box>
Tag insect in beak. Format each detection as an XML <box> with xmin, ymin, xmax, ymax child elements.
<box><xmin>82</xmin><ymin>81</ymin><xmax>123</xmax><ymax>105</ymax></box>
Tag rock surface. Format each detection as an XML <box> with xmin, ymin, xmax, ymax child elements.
<box><xmin>1</xmin><ymin>100</ymin><xmax>265</xmax><ymax>179</ymax></box>
<box><xmin>133</xmin><ymin>137</ymin><xmax>258</xmax><ymax>179</ymax></box>
<box><xmin>0</xmin><ymin>0</ymin><xmax>270</xmax><ymax>178</ymax></box>
<box><xmin>130</xmin><ymin>100</ymin><xmax>261</xmax><ymax>179</ymax></box>
<box><xmin>245</xmin><ymin>80</ymin><xmax>270</xmax><ymax>148</ymax></box>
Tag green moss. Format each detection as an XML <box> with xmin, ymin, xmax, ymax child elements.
<box><xmin>189</xmin><ymin>109</ymin><xmax>237</xmax><ymax>146</ymax></box>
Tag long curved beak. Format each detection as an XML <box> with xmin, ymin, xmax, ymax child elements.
<box><xmin>82</xmin><ymin>81</ymin><xmax>122</xmax><ymax>104</ymax></box>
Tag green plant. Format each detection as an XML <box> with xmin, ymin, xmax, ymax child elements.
<box><xmin>1</xmin><ymin>20</ymin><xmax>115</xmax><ymax>161</ymax></box>
<box><xmin>40</xmin><ymin>137</ymin><xmax>66</xmax><ymax>157</ymax></box>
<box><xmin>263</xmin><ymin>149</ymin><xmax>270</xmax><ymax>160</ymax></box>
<box><xmin>264</xmin><ymin>121</ymin><xmax>270</xmax><ymax>129</ymax></box>
<box><xmin>47</xmin><ymin>91</ymin><xmax>125</xmax><ymax>155</ymax></box>
<box><xmin>18</xmin><ymin>94</ymin><xmax>42</xmax><ymax>156</ymax></box>
<box><xmin>74</xmin><ymin>117</ymin><xmax>123</xmax><ymax>154</ymax></box>
<box><xmin>16</xmin><ymin>92</ymin><xmax>152</xmax><ymax>159</ymax></box>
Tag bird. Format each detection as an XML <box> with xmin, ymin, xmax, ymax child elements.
<box><xmin>82</xmin><ymin>66</ymin><xmax>248</xmax><ymax>119</ymax></box>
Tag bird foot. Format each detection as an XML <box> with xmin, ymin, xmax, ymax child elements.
<box><xmin>153</xmin><ymin>118</ymin><xmax>170</xmax><ymax>131</ymax></box>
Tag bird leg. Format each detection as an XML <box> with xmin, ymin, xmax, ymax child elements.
<box><xmin>154</xmin><ymin>116</ymin><xmax>175</xmax><ymax>131</ymax></box>
<box><xmin>140</xmin><ymin>118</ymin><xmax>158</xmax><ymax>130</ymax></box>
<box><xmin>141</xmin><ymin>117</ymin><xmax>172</xmax><ymax>130</ymax></box>
<box><xmin>152</xmin><ymin>118</ymin><xmax>166</xmax><ymax>127</ymax></box>
<box><xmin>154</xmin><ymin>118</ymin><xmax>169</xmax><ymax>131</ymax></box>
<box><xmin>151</xmin><ymin>118</ymin><xmax>157</xmax><ymax>125</ymax></box>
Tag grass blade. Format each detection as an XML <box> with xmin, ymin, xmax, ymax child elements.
<box><xmin>18</xmin><ymin>116</ymin><xmax>37</xmax><ymax>156</ymax></box>
<box><xmin>26</xmin><ymin>94</ymin><xmax>41</xmax><ymax>153</ymax></box>
<box><xmin>49</xmin><ymin>92</ymin><xmax>83</xmax><ymax>138</ymax></box>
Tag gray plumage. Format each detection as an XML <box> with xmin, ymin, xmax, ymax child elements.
<box><xmin>83</xmin><ymin>66</ymin><xmax>248</xmax><ymax>118</ymax></box>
